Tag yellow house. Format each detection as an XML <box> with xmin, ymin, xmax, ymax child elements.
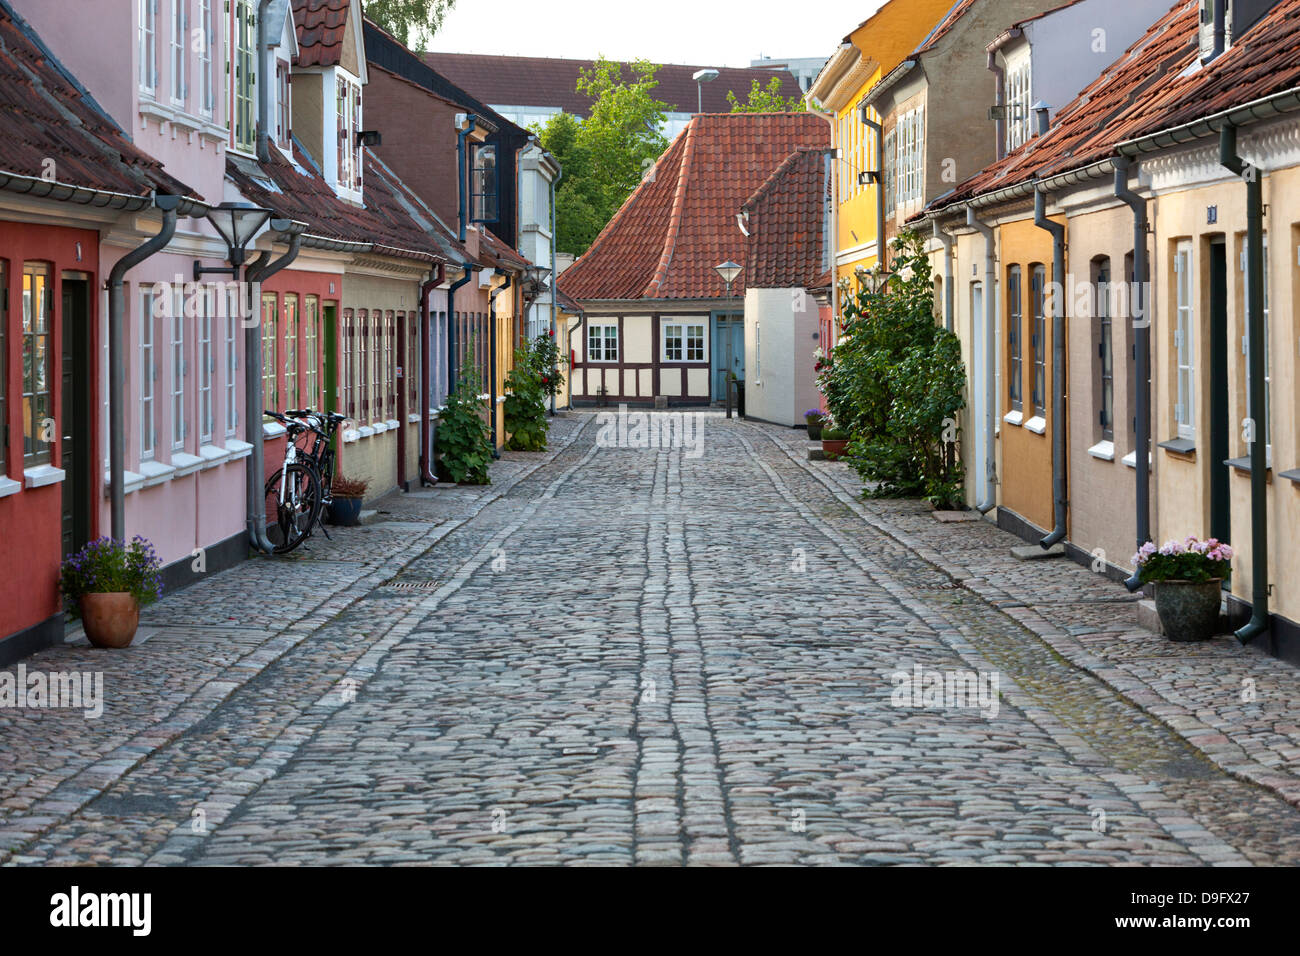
<box><xmin>805</xmin><ymin>0</ymin><xmax>958</xmax><ymax>305</ymax></box>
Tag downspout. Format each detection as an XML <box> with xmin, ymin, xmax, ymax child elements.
<box><xmin>1034</xmin><ymin>186</ymin><xmax>1068</xmax><ymax>549</ymax></box>
<box><xmin>106</xmin><ymin>194</ymin><xmax>182</xmax><ymax>541</ymax></box>
<box><xmin>1220</xmin><ymin>124</ymin><xmax>1270</xmax><ymax>644</ymax></box>
<box><xmin>805</xmin><ymin>92</ymin><xmax>839</xmax><ymax>328</ymax></box>
<box><xmin>861</xmin><ymin>113</ymin><xmax>888</xmax><ymax>273</ymax></box>
<box><xmin>932</xmin><ymin>219</ymin><xmax>954</xmax><ymax>331</ymax></box>
<box><xmin>550</xmin><ymin>161</ymin><xmax>562</xmax><ymax>414</ymax></box>
<box><xmin>419</xmin><ymin>264</ymin><xmax>443</xmax><ymax>486</ymax></box>
<box><xmin>989</xmin><ymin>49</ymin><xmax>1006</xmax><ymax>161</ymax></box>
<box><xmin>457</xmin><ymin>115</ymin><xmax>478</xmax><ymax>242</ymax></box>
<box><xmin>1114</xmin><ymin>157</ymin><xmax>1152</xmax><ymax>592</ymax></box>
<box><xmin>244</xmin><ymin>231</ymin><xmax>303</xmax><ymax>554</ymax></box>
<box><xmin>967</xmin><ymin>207</ymin><xmax>997</xmax><ymax>514</ymax></box>
<box><xmin>488</xmin><ymin>272</ymin><xmax>510</xmax><ymax>456</ymax></box>
<box><xmin>447</xmin><ymin>263</ymin><xmax>475</xmax><ymax>387</ymax></box>
<box><xmin>256</xmin><ymin>0</ymin><xmax>273</xmax><ymax>164</ymax></box>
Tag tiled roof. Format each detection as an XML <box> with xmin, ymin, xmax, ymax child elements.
<box><xmin>929</xmin><ymin>0</ymin><xmax>1300</xmax><ymax>214</ymax></box>
<box><xmin>0</xmin><ymin>0</ymin><xmax>194</xmax><ymax>200</ymax></box>
<box><xmin>558</xmin><ymin>112</ymin><xmax>828</xmax><ymax>302</ymax></box>
<box><xmin>293</xmin><ymin>0</ymin><xmax>350</xmax><ymax>69</ymax></box>
<box><xmin>419</xmin><ymin>53</ymin><xmax>803</xmax><ymax>117</ymax></box>
<box><xmin>226</xmin><ymin>145</ymin><xmax>440</xmax><ymax>262</ymax></box>
<box><xmin>742</xmin><ymin>147</ymin><xmax>832</xmax><ymax>290</ymax></box>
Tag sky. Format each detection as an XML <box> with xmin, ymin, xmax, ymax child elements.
<box><xmin>426</xmin><ymin>0</ymin><xmax>889</xmax><ymax>68</ymax></box>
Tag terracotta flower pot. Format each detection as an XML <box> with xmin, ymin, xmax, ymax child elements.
<box><xmin>822</xmin><ymin>438</ymin><xmax>849</xmax><ymax>459</ymax></box>
<box><xmin>1153</xmin><ymin>578</ymin><xmax>1223</xmax><ymax>642</ymax></box>
<box><xmin>79</xmin><ymin>592</ymin><xmax>140</xmax><ymax>649</ymax></box>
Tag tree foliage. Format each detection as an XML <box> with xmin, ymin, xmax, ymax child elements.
<box><xmin>437</xmin><ymin>351</ymin><xmax>493</xmax><ymax>484</ymax></box>
<box><xmin>727</xmin><ymin>76</ymin><xmax>806</xmax><ymax>113</ymax></box>
<box><xmin>819</xmin><ymin>232</ymin><xmax>966</xmax><ymax>508</ymax></box>
<box><xmin>534</xmin><ymin>57</ymin><xmax>669</xmax><ymax>256</ymax></box>
<box><xmin>503</xmin><ymin>335</ymin><xmax>556</xmax><ymax>451</ymax></box>
<box><xmin>366</xmin><ymin>0</ymin><xmax>457</xmax><ymax>48</ymax></box>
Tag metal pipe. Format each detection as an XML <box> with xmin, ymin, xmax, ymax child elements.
<box><xmin>419</xmin><ymin>265</ymin><xmax>443</xmax><ymax>486</ymax></box>
<box><xmin>244</xmin><ymin>233</ymin><xmax>302</xmax><ymax>554</ymax></box>
<box><xmin>966</xmin><ymin>208</ymin><xmax>997</xmax><ymax>514</ymax></box>
<box><xmin>550</xmin><ymin>159</ymin><xmax>562</xmax><ymax>414</ymax></box>
<box><xmin>932</xmin><ymin>220</ymin><xmax>954</xmax><ymax>331</ymax></box>
<box><xmin>988</xmin><ymin>49</ymin><xmax>1006</xmax><ymax>161</ymax></box>
<box><xmin>456</xmin><ymin>115</ymin><xmax>478</xmax><ymax>242</ymax></box>
<box><xmin>861</xmin><ymin>113</ymin><xmax>888</xmax><ymax>274</ymax></box>
<box><xmin>804</xmin><ymin>92</ymin><xmax>839</xmax><ymax>330</ymax></box>
<box><xmin>488</xmin><ymin>272</ymin><xmax>511</xmax><ymax>455</ymax></box>
<box><xmin>1034</xmin><ymin>187</ymin><xmax>1068</xmax><ymax>548</ymax></box>
<box><xmin>447</xmin><ymin>263</ymin><xmax>475</xmax><ymax>387</ymax></box>
<box><xmin>1220</xmin><ymin>125</ymin><xmax>1270</xmax><ymax>644</ymax></box>
<box><xmin>106</xmin><ymin>195</ymin><xmax>182</xmax><ymax>541</ymax></box>
<box><xmin>1114</xmin><ymin>157</ymin><xmax>1152</xmax><ymax>592</ymax></box>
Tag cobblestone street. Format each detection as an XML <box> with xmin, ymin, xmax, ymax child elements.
<box><xmin>5</xmin><ymin>411</ymin><xmax>1300</xmax><ymax>865</ymax></box>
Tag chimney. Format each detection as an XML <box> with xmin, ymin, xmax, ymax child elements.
<box><xmin>1032</xmin><ymin>101</ymin><xmax>1051</xmax><ymax>137</ymax></box>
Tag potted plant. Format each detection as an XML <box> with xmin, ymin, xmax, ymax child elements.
<box><xmin>821</xmin><ymin>419</ymin><xmax>850</xmax><ymax>459</ymax></box>
<box><xmin>58</xmin><ymin>536</ymin><xmax>163</xmax><ymax>648</ymax></box>
<box><xmin>804</xmin><ymin>409</ymin><xmax>826</xmax><ymax>441</ymax></box>
<box><xmin>1133</xmin><ymin>537</ymin><xmax>1233</xmax><ymax>642</ymax></box>
<box><xmin>327</xmin><ymin>475</ymin><xmax>369</xmax><ymax>527</ymax></box>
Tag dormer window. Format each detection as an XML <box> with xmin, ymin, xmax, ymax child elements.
<box><xmin>471</xmin><ymin>143</ymin><xmax>498</xmax><ymax>223</ymax></box>
<box><xmin>337</xmin><ymin>76</ymin><xmax>362</xmax><ymax>191</ymax></box>
<box><xmin>139</xmin><ymin>0</ymin><xmax>158</xmax><ymax>96</ymax></box>
<box><xmin>276</xmin><ymin>62</ymin><xmax>291</xmax><ymax>146</ymax></box>
<box><xmin>233</xmin><ymin>0</ymin><xmax>256</xmax><ymax>152</ymax></box>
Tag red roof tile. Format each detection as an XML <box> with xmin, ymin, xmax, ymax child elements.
<box><xmin>559</xmin><ymin>113</ymin><xmax>828</xmax><ymax>302</ymax></box>
<box><xmin>742</xmin><ymin>147</ymin><xmax>832</xmax><ymax>290</ymax></box>
<box><xmin>0</xmin><ymin>2</ymin><xmax>194</xmax><ymax>200</ymax></box>
<box><xmin>293</xmin><ymin>0</ymin><xmax>351</xmax><ymax>69</ymax></box>
<box><xmin>929</xmin><ymin>0</ymin><xmax>1300</xmax><ymax>215</ymax></box>
<box><xmin>419</xmin><ymin>53</ymin><xmax>803</xmax><ymax>117</ymax></box>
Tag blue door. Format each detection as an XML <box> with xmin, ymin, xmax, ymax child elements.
<box><xmin>712</xmin><ymin>312</ymin><xmax>744</xmax><ymax>401</ymax></box>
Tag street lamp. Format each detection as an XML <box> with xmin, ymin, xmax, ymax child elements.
<box><xmin>194</xmin><ymin>201</ymin><xmax>273</xmax><ymax>279</ymax></box>
<box><xmin>715</xmin><ymin>260</ymin><xmax>743</xmax><ymax>418</ymax></box>
<box><xmin>693</xmin><ymin>68</ymin><xmax>719</xmax><ymax>113</ymax></box>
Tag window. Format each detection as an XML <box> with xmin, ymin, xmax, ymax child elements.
<box><xmin>170</xmin><ymin>289</ymin><xmax>186</xmax><ymax>450</ymax></box>
<box><xmin>225</xmin><ymin>299</ymin><xmax>238</xmax><ymax>436</ymax></box>
<box><xmin>1004</xmin><ymin>60</ymin><xmax>1032</xmax><ymax>152</ymax></box>
<box><xmin>1030</xmin><ymin>265</ymin><xmax>1047</xmax><ymax>417</ymax></box>
<box><xmin>883</xmin><ymin>128</ymin><xmax>896</xmax><ymax>211</ymax></box>
<box><xmin>343</xmin><ymin>308</ymin><xmax>355</xmax><ymax>419</ymax></box>
<box><xmin>894</xmin><ymin>107</ymin><xmax>925</xmax><ymax>206</ymax></box>
<box><xmin>385</xmin><ymin>310</ymin><xmax>396</xmax><ymax>418</ymax></box>
<box><xmin>276</xmin><ymin>62</ymin><xmax>291</xmax><ymax>146</ymax></box>
<box><xmin>587</xmin><ymin>322</ymin><xmax>618</xmax><ymax>363</ymax></box>
<box><xmin>686</xmin><ymin>324</ymin><xmax>705</xmax><ymax>362</ymax></box>
<box><xmin>472</xmin><ymin>143</ymin><xmax>499</xmax><ymax>222</ymax></box>
<box><xmin>198</xmin><ymin>290</ymin><xmax>213</xmax><ymax>444</ymax></box>
<box><xmin>261</xmin><ymin>293</ymin><xmax>277</xmax><ymax>415</ymax></box>
<box><xmin>662</xmin><ymin>322</ymin><xmax>705</xmax><ymax>362</ymax></box>
<box><xmin>407</xmin><ymin>311</ymin><xmax>419</xmax><ymax>413</ymax></box>
<box><xmin>140</xmin><ymin>286</ymin><xmax>156</xmax><ymax>460</ymax></box>
<box><xmin>233</xmin><ymin>0</ymin><xmax>255</xmax><ymax>152</ymax></box>
<box><xmin>359</xmin><ymin>309</ymin><xmax>370</xmax><ymax>420</ymax></box>
<box><xmin>139</xmin><ymin>0</ymin><xmax>158</xmax><ymax>95</ymax></box>
<box><xmin>1174</xmin><ymin>241</ymin><xmax>1195</xmax><ymax>438</ymax></box>
<box><xmin>283</xmin><ymin>294</ymin><xmax>298</xmax><ymax>411</ymax></box>
<box><xmin>198</xmin><ymin>0</ymin><xmax>214</xmax><ymax>114</ymax></box>
<box><xmin>305</xmin><ymin>296</ymin><xmax>320</xmax><ymax>410</ymax></box>
<box><xmin>170</xmin><ymin>0</ymin><xmax>188</xmax><ymax>106</ymax></box>
<box><xmin>22</xmin><ymin>264</ymin><xmax>54</xmax><ymax>465</ymax></box>
<box><xmin>0</xmin><ymin>259</ymin><xmax>7</xmax><ymax>474</ymax></box>
<box><xmin>1241</xmin><ymin>237</ymin><xmax>1271</xmax><ymax>455</ymax></box>
<box><xmin>1007</xmin><ymin>265</ymin><xmax>1023</xmax><ymax>411</ymax></box>
<box><xmin>336</xmin><ymin>77</ymin><xmax>362</xmax><ymax>191</ymax></box>
<box><xmin>1094</xmin><ymin>259</ymin><xmax>1114</xmax><ymax>442</ymax></box>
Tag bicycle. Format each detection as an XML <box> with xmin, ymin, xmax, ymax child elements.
<box><xmin>262</xmin><ymin>408</ymin><xmax>348</xmax><ymax>554</ymax></box>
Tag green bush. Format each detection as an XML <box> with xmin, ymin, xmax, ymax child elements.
<box><xmin>438</xmin><ymin>354</ymin><xmax>493</xmax><ymax>484</ymax></box>
<box><xmin>820</xmin><ymin>231</ymin><xmax>966</xmax><ymax>508</ymax></box>
<box><xmin>504</xmin><ymin>336</ymin><xmax>551</xmax><ymax>452</ymax></box>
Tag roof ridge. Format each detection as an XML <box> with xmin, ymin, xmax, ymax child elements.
<box><xmin>643</xmin><ymin>118</ymin><xmax>696</xmax><ymax>297</ymax></box>
<box><xmin>742</xmin><ymin>145</ymin><xmax>830</xmax><ymax>212</ymax></box>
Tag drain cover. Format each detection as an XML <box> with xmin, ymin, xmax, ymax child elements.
<box><xmin>382</xmin><ymin>580</ymin><xmax>441</xmax><ymax>591</ymax></box>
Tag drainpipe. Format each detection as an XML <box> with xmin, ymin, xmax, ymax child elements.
<box><xmin>861</xmin><ymin>112</ymin><xmax>888</xmax><ymax>274</ymax></box>
<box><xmin>805</xmin><ymin>92</ymin><xmax>839</xmax><ymax>330</ymax></box>
<box><xmin>106</xmin><ymin>194</ymin><xmax>182</xmax><ymax>541</ymax></box>
<box><xmin>256</xmin><ymin>0</ymin><xmax>274</xmax><ymax>164</ymax></box>
<box><xmin>1115</xmin><ymin>157</ymin><xmax>1152</xmax><ymax>592</ymax></box>
<box><xmin>932</xmin><ymin>219</ymin><xmax>954</xmax><ymax>332</ymax></box>
<box><xmin>419</xmin><ymin>264</ymin><xmax>444</xmax><ymax>486</ymax></box>
<box><xmin>1220</xmin><ymin>124</ymin><xmax>1270</xmax><ymax>644</ymax></box>
<box><xmin>967</xmin><ymin>207</ymin><xmax>997</xmax><ymax>514</ymax></box>
<box><xmin>550</xmin><ymin>161</ymin><xmax>562</xmax><ymax>414</ymax></box>
<box><xmin>989</xmin><ymin>49</ymin><xmax>1006</xmax><ymax>161</ymax></box>
<box><xmin>243</xmin><ymin>230</ymin><xmax>303</xmax><ymax>554</ymax></box>
<box><xmin>456</xmin><ymin>115</ymin><xmax>478</xmax><ymax>242</ymax></box>
<box><xmin>447</xmin><ymin>262</ymin><xmax>475</xmax><ymax>387</ymax></box>
<box><xmin>488</xmin><ymin>272</ymin><xmax>510</xmax><ymax>455</ymax></box>
<box><xmin>1034</xmin><ymin>186</ymin><xmax>1068</xmax><ymax>549</ymax></box>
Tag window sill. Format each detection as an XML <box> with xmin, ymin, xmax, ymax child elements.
<box><xmin>1122</xmin><ymin>451</ymin><xmax>1152</xmax><ymax>470</ymax></box>
<box><xmin>0</xmin><ymin>475</ymin><xmax>22</xmax><ymax>498</ymax></box>
<box><xmin>1003</xmin><ymin>410</ymin><xmax>1024</xmax><ymax>426</ymax></box>
<box><xmin>1158</xmin><ymin>436</ymin><xmax>1196</xmax><ymax>457</ymax></box>
<box><xmin>101</xmin><ymin>469</ymin><xmax>145</xmax><ymax>496</ymax></box>
<box><xmin>171</xmin><ymin>452</ymin><xmax>204</xmax><ymax>477</ymax></box>
<box><xmin>1087</xmin><ymin>440</ymin><xmax>1115</xmax><ymax>462</ymax></box>
<box><xmin>384</xmin><ymin>419</ymin><xmax>400</xmax><ymax>430</ymax></box>
<box><xmin>370</xmin><ymin>421</ymin><xmax>390</xmax><ymax>434</ymax></box>
<box><xmin>262</xmin><ymin>421</ymin><xmax>287</xmax><ymax>438</ymax></box>
<box><xmin>1024</xmin><ymin>415</ymin><xmax>1047</xmax><ymax>435</ymax></box>
<box><xmin>224</xmin><ymin>439</ymin><xmax>253</xmax><ymax>460</ymax></box>
<box><xmin>1278</xmin><ymin>468</ymin><xmax>1300</xmax><ymax>485</ymax></box>
<box><xmin>358</xmin><ymin>425</ymin><xmax>375</xmax><ymax>439</ymax></box>
<box><xmin>342</xmin><ymin>429</ymin><xmax>360</xmax><ymax>444</ymax></box>
<box><xmin>23</xmin><ymin>465</ymin><xmax>66</xmax><ymax>489</ymax></box>
<box><xmin>1226</xmin><ymin>454</ymin><xmax>1272</xmax><ymax>476</ymax></box>
<box><xmin>198</xmin><ymin>444</ymin><xmax>232</xmax><ymax>468</ymax></box>
<box><xmin>407</xmin><ymin>412</ymin><xmax>421</xmax><ymax>424</ymax></box>
<box><xmin>138</xmin><ymin>460</ymin><xmax>176</xmax><ymax>487</ymax></box>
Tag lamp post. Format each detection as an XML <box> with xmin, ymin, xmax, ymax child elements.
<box><xmin>693</xmin><ymin>68</ymin><xmax>719</xmax><ymax>113</ymax></box>
<box><xmin>194</xmin><ymin>202</ymin><xmax>273</xmax><ymax>281</ymax></box>
<box><xmin>715</xmin><ymin>260</ymin><xmax>742</xmax><ymax>417</ymax></box>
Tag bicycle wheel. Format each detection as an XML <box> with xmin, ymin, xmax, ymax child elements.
<box><xmin>264</xmin><ymin>461</ymin><xmax>322</xmax><ymax>554</ymax></box>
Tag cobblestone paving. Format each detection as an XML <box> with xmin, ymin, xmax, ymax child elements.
<box><xmin>4</xmin><ymin>411</ymin><xmax>1300</xmax><ymax>865</ymax></box>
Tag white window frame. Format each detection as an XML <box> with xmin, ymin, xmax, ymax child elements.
<box><xmin>139</xmin><ymin>0</ymin><xmax>158</xmax><ymax>96</ymax></box>
<box><xmin>225</xmin><ymin>299</ymin><xmax>238</xmax><ymax>437</ymax></box>
<box><xmin>232</xmin><ymin>0</ymin><xmax>256</xmax><ymax>153</ymax></box>
<box><xmin>170</xmin><ymin>0</ymin><xmax>188</xmax><ymax>107</ymax></box>
<box><xmin>198</xmin><ymin>290</ymin><xmax>213</xmax><ymax>444</ymax></box>
<box><xmin>171</xmin><ymin>287</ymin><xmax>186</xmax><ymax>450</ymax></box>
<box><xmin>587</xmin><ymin>322</ymin><xmax>618</xmax><ymax>363</ymax></box>
<box><xmin>1005</xmin><ymin>60</ymin><xmax>1032</xmax><ymax>153</ymax></box>
<box><xmin>1174</xmin><ymin>241</ymin><xmax>1195</xmax><ymax>440</ymax></box>
<box><xmin>140</xmin><ymin>288</ymin><xmax>156</xmax><ymax>461</ymax></box>
<box><xmin>686</xmin><ymin>323</ymin><xmax>705</xmax><ymax>363</ymax></box>
<box><xmin>198</xmin><ymin>0</ymin><xmax>215</xmax><ymax>116</ymax></box>
<box><xmin>662</xmin><ymin>321</ymin><xmax>706</xmax><ymax>363</ymax></box>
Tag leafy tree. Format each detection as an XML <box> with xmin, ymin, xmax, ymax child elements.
<box><xmin>727</xmin><ymin>76</ymin><xmax>806</xmax><ymax>113</ymax></box>
<box><xmin>819</xmin><ymin>231</ymin><xmax>966</xmax><ymax>508</ymax></box>
<box><xmin>367</xmin><ymin>0</ymin><xmax>456</xmax><ymax>48</ymax></box>
<box><xmin>535</xmin><ymin>57</ymin><xmax>669</xmax><ymax>255</ymax></box>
